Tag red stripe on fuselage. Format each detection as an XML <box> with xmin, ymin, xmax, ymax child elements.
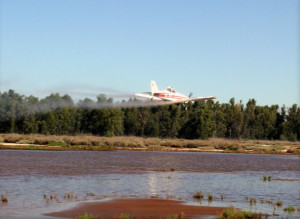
<box><xmin>154</xmin><ymin>93</ymin><xmax>186</xmax><ymax>100</ymax></box>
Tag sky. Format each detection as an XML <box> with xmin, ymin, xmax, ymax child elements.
<box><xmin>0</xmin><ymin>0</ymin><xmax>299</xmax><ymax>106</ymax></box>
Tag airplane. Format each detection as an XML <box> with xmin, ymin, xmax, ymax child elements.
<box><xmin>134</xmin><ymin>81</ymin><xmax>216</xmax><ymax>104</ymax></box>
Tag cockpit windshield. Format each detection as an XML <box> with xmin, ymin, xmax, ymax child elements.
<box><xmin>166</xmin><ymin>86</ymin><xmax>176</xmax><ymax>93</ymax></box>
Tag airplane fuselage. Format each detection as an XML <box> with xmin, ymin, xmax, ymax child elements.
<box><xmin>153</xmin><ymin>91</ymin><xmax>188</xmax><ymax>101</ymax></box>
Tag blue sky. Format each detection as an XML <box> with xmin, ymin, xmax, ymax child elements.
<box><xmin>0</xmin><ymin>0</ymin><xmax>299</xmax><ymax>106</ymax></box>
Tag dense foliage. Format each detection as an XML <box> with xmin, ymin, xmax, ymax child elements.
<box><xmin>0</xmin><ymin>90</ymin><xmax>299</xmax><ymax>141</ymax></box>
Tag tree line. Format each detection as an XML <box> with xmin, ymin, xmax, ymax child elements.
<box><xmin>0</xmin><ymin>90</ymin><xmax>299</xmax><ymax>141</ymax></box>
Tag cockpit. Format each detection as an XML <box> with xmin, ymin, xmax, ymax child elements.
<box><xmin>166</xmin><ymin>86</ymin><xmax>176</xmax><ymax>93</ymax></box>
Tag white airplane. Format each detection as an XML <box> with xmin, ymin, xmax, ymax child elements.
<box><xmin>134</xmin><ymin>81</ymin><xmax>216</xmax><ymax>104</ymax></box>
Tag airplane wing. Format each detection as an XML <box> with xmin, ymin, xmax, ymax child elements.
<box><xmin>187</xmin><ymin>96</ymin><xmax>217</xmax><ymax>102</ymax></box>
<box><xmin>153</xmin><ymin>96</ymin><xmax>217</xmax><ymax>106</ymax></box>
<box><xmin>162</xmin><ymin>96</ymin><xmax>217</xmax><ymax>103</ymax></box>
<box><xmin>155</xmin><ymin>94</ymin><xmax>217</xmax><ymax>102</ymax></box>
<box><xmin>164</xmin><ymin>96</ymin><xmax>217</xmax><ymax>104</ymax></box>
<box><xmin>134</xmin><ymin>93</ymin><xmax>162</xmax><ymax>101</ymax></box>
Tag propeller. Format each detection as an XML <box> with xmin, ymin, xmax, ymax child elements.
<box><xmin>188</xmin><ymin>92</ymin><xmax>193</xmax><ymax>98</ymax></box>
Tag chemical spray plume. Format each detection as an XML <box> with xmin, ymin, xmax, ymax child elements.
<box><xmin>39</xmin><ymin>84</ymin><xmax>133</xmax><ymax>99</ymax></box>
<box><xmin>77</xmin><ymin>99</ymin><xmax>178</xmax><ymax>109</ymax></box>
<box><xmin>0</xmin><ymin>88</ymin><xmax>180</xmax><ymax>121</ymax></box>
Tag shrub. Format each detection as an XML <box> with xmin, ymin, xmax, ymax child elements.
<box><xmin>34</xmin><ymin>138</ymin><xmax>50</xmax><ymax>145</ymax></box>
<box><xmin>1</xmin><ymin>194</ymin><xmax>8</xmax><ymax>203</ymax></box>
<box><xmin>263</xmin><ymin>175</ymin><xmax>267</xmax><ymax>181</ymax></box>
<box><xmin>193</xmin><ymin>191</ymin><xmax>204</xmax><ymax>199</ymax></box>
<box><xmin>186</xmin><ymin>143</ymin><xmax>198</xmax><ymax>148</ymax></box>
<box><xmin>70</xmin><ymin>139</ymin><xmax>90</xmax><ymax>146</ymax></box>
<box><xmin>91</xmin><ymin>141</ymin><xmax>100</xmax><ymax>146</ymax></box>
<box><xmin>275</xmin><ymin>199</ymin><xmax>282</xmax><ymax>207</ymax></box>
<box><xmin>284</xmin><ymin>206</ymin><xmax>295</xmax><ymax>213</ymax></box>
<box><xmin>3</xmin><ymin>134</ymin><xmax>22</xmax><ymax>143</ymax></box>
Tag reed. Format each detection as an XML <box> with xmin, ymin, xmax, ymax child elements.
<box><xmin>1</xmin><ymin>194</ymin><xmax>8</xmax><ymax>203</ymax></box>
<box><xmin>249</xmin><ymin>198</ymin><xmax>256</xmax><ymax>205</ymax></box>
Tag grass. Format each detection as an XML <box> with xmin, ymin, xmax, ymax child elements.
<box><xmin>117</xmin><ymin>213</ymin><xmax>184</xmax><ymax>219</ymax></box>
<box><xmin>166</xmin><ymin>212</ymin><xmax>185</xmax><ymax>219</ymax></box>
<box><xmin>1</xmin><ymin>133</ymin><xmax>300</xmax><ymax>154</ymax></box>
<box><xmin>218</xmin><ymin>208</ymin><xmax>263</xmax><ymax>219</ymax></box>
<box><xmin>283</xmin><ymin>206</ymin><xmax>296</xmax><ymax>213</ymax></box>
<box><xmin>77</xmin><ymin>213</ymin><xmax>95</xmax><ymax>219</ymax></box>
<box><xmin>193</xmin><ymin>191</ymin><xmax>204</xmax><ymax>199</ymax></box>
<box><xmin>119</xmin><ymin>214</ymin><xmax>133</xmax><ymax>219</ymax></box>
<box><xmin>48</xmin><ymin>141</ymin><xmax>66</xmax><ymax>146</ymax></box>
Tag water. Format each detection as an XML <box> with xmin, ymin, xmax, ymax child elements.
<box><xmin>0</xmin><ymin>150</ymin><xmax>299</xmax><ymax>217</ymax></box>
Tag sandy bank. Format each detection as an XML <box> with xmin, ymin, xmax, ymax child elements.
<box><xmin>44</xmin><ymin>198</ymin><xmax>227</xmax><ymax>218</ymax></box>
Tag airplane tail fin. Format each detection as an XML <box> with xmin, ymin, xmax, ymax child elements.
<box><xmin>150</xmin><ymin>80</ymin><xmax>159</xmax><ymax>95</ymax></box>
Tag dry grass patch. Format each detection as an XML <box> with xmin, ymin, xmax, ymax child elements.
<box><xmin>1</xmin><ymin>134</ymin><xmax>299</xmax><ymax>154</ymax></box>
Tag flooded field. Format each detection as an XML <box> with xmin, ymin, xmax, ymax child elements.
<box><xmin>0</xmin><ymin>150</ymin><xmax>300</xmax><ymax>218</ymax></box>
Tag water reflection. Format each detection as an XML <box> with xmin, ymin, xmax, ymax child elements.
<box><xmin>148</xmin><ymin>174</ymin><xmax>157</xmax><ymax>197</ymax></box>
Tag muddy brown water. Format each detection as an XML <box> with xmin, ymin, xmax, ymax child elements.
<box><xmin>0</xmin><ymin>150</ymin><xmax>300</xmax><ymax>218</ymax></box>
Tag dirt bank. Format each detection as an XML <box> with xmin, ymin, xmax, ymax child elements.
<box><xmin>44</xmin><ymin>198</ymin><xmax>227</xmax><ymax>218</ymax></box>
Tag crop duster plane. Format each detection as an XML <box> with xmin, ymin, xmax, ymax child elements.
<box><xmin>134</xmin><ymin>81</ymin><xmax>216</xmax><ymax>104</ymax></box>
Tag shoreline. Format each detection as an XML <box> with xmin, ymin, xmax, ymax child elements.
<box><xmin>44</xmin><ymin>198</ymin><xmax>228</xmax><ymax>218</ymax></box>
<box><xmin>0</xmin><ymin>142</ymin><xmax>299</xmax><ymax>156</ymax></box>
<box><xmin>1</xmin><ymin>133</ymin><xmax>299</xmax><ymax>155</ymax></box>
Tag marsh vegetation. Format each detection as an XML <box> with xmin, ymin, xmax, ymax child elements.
<box><xmin>218</xmin><ymin>208</ymin><xmax>264</xmax><ymax>219</ymax></box>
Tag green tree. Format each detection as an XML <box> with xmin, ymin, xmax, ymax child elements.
<box><xmin>224</xmin><ymin>98</ymin><xmax>243</xmax><ymax>139</ymax></box>
<box><xmin>282</xmin><ymin>104</ymin><xmax>300</xmax><ymax>141</ymax></box>
<box><xmin>183</xmin><ymin>101</ymin><xmax>215</xmax><ymax>139</ymax></box>
<box><xmin>213</xmin><ymin>101</ymin><xmax>226</xmax><ymax>138</ymax></box>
